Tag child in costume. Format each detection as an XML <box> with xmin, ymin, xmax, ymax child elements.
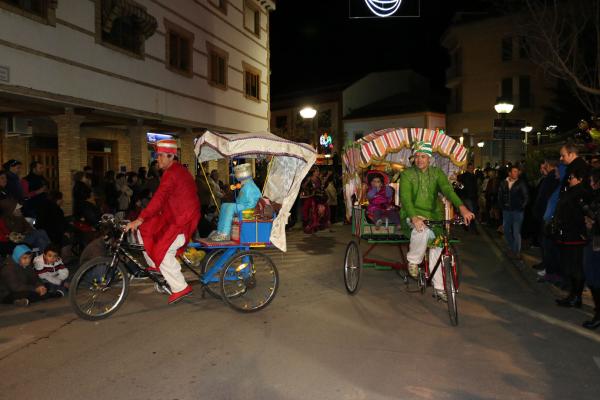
<box><xmin>366</xmin><ymin>171</ymin><xmax>400</xmax><ymax>225</ymax></box>
<box><xmin>209</xmin><ymin>163</ymin><xmax>261</xmax><ymax>241</ymax></box>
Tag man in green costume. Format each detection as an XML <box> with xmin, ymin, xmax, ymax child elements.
<box><xmin>400</xmin><ymin>141</ymin><xmax>474</xmax><ymax>300</ymax></box>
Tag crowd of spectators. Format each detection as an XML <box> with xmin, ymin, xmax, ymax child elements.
<box><xmin>458</xmin><ymin>143</ymin><xmax>600</xmax><ymax>330</ymax></box>
<box><xmin>0</xmin><ymin>159</ymin><xmax>165</xmax><ymax>307</ymax></box>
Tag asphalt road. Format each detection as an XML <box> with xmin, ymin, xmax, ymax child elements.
<box><xmin>1</xmin><ymin>225</ymin><xmax>599</xmax><ymax>400</ymax></box>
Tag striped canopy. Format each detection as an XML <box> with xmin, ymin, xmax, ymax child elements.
<box><xmin>343</xmin><ymin>127</ymin><xmax>468</xmax><ymax>172</ymax></box>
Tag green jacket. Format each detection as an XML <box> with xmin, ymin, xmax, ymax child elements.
<box><xmin>400</xmin><ymin>166</ymin><xmax>463</xmax><ymax>235</ymax></box>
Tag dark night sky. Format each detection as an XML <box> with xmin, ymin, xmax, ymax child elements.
<box><xmin>269</xmin><ymin>0</ymin><xmax>489</xmax><ymax>97</ymax></box>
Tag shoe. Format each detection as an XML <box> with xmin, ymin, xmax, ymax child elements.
<box><xmin>537</xmin><ymin>269</ymin><xmax>546</xmax><ymax>277</ymax></box>
<box><xmin>56</xmin><ymin>289</ymin><xmax>65</xmax><ymax>297</ymax></box>
<box><xmin>582</xmin><ymin>316</ymin><xmax>600</xmax><ymax>330</ymax></box>
<box><xmin>434</xmin><ymin>289</ymin><xmax>448</xmax><ymax>302</ymax></box>
<box><xmin>531</xmin><ymin>263</ymin><xmax>545</xmax><ymax>271</ymax></box>
<box><xmin>168</xmin><ymin>285</ymin><xmax>193</xmax><ymax>304</ymax></box>
<box><xmin>13</xmin><ymin>298</ymin><xmax>29</xmax><ymax>307</ymax></box>
<box><xmin>556</xmin><ymin>296</ymin><xmax>582</xmax><ymax>308</ymax></box>
<box><xmin>408</xmin><ymin>263</ymin><xmax>419</xmax><ymax>279</ymax></box>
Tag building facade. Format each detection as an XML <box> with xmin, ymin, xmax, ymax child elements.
<box><xmin>442</xmin><ymin>13</ymin><xmax>556</xmax><ymax>166</ymax></box>
<box><xmin>0</xmin><ymin>0</ymin><xmax>274</xmax><ymax>212</ymax></box>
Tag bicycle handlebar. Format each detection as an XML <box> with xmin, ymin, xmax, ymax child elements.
<box><xmin>423</xmin><ymin>216</ymin><xmax>465</xmax><ymax>227</ymax></box>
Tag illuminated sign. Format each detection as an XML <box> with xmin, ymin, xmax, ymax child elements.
<box><xmin>365</xmin><ymin>0</ymin><xmax>402</xmax><ymax>17</ymax></box>
<box><xmin>349</xmin><ymin>0</ymin><xmax>419</xmax><ymax>18</ymax></box>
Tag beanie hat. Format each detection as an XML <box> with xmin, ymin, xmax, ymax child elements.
<box><xmin>12</xmin><ymin>244</ymin><xmax>32</xmax><ymax>265</ymax></box>
<box><xmin>413</xmin><ymin>141</ymin><xmax>433</xmax><ymax>158</ymax></box>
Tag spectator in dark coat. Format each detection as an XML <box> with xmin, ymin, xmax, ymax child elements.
<box><xmin>533</xmin><ymin>160</ymin><xmax>560</xmax><ymax>273</ymax></box>
<box><xmin>498</xmin><ymin>166</ymin><xmax>529</xmax><ymax>258</ymax></box>
<box><xmin>21</xmin><ymin>161</ymin><xmax>48</xmax><ymax>218</ymax></box>
<box><xmin>35</xmin><ymin>191</ymin><xmax>67</xmax><ymax>247</ymax></box>
<box><xmin>103</xmin><ymin>170</ymin><xmax>118</xmax><ymax>212</ymax></box>
<box><xmin>554</xmin><ymin>167</ymin><xmax>590</xmax><ymax>308</ymax></box>
<box><xmin>1</xmin><ymin>245</ymin><xmax>49</xmax><ymax>306</ymax></box>
<box><xmin>73</xmin><ymin>171</ymin><xmax>92</xmax><ymax>219</ymax></box>
<box><xmin>560</xmin><ymin>143</ymin><xmax>590</xmax><ymax>190</ymax></box>
<box><xmin>2</xmin><ymin>159</ymin><xmax>24</xmax><ymax>202</ymax></box>
<box><xmin>582</xmin><ymin>168</ymin><xmax>600</xmax><ymax>329</ymax></box>
<box><xmin>458</xmin><ymin>162</ymin><xmax>479</xmax><ymax>229</ymax></box>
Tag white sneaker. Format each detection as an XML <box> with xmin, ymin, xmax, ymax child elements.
<box><xmin>434</xmin><ymin>289</ymin><xmax>448</xmax><ymax>302</ymax></box>
<box><xmin>537</xmin><ymin>269</ymin><xmax>546</xmax><ymax>277</ymax></box>
<box><xmin>408</xmin><ymin>263</ymin><xmax>419</xmax><ymax>279</ymax></box>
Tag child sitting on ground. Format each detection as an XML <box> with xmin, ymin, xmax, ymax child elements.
<box><xmin>0</xmin><ymin>244</ymin><xmax>48</xmax><ymax>306</ymax></box>
<box><xmin>366</xmin><ymin>171</ymin><xmax>400</xmax><ymax>226</ymax></box>
<box><xmin>33</xmin><ymin>243</ymin><xmax>69</xmax><ymax>296</ymax></box>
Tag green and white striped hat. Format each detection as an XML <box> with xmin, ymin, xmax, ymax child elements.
<box><xmin>413</xmin><ymin>141</ymin><xmax>433</xmax><ymax>157</ymax></box>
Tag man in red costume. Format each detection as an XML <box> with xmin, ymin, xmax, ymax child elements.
<box><xmin>125</xmin><ymin>139</ymin><xmax>200</xmax><ymax>304</ymax></box>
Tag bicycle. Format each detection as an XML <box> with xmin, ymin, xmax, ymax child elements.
<box><xmin>69</xmin><ymin>215</ymin><xmax>279</xmax><ymax>320</ymax></box>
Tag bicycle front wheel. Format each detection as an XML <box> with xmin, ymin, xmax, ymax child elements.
<box><xmin>220</xmin><ymin>251</ymin><xmax>278</xmax><ymax>312</ymax></box>
<box><xmin>443</xmin><ymin>255</ymin><xmax>458</xmax><ymax>326</ymax></box>
<box><xmin>343</xmin><ymin>240</ymin><xmax>362</xmax><ymax>295</ymax></box>
<box><xmin>69</xmin><ymin>256</ymin><xmax>129</xmax><ymax>321</ymax></box>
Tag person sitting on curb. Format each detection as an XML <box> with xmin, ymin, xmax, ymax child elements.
<box><xmin>33</xmin><ymin>243</ymin><xmax>69</xmax><ymax>296</ymax></box>
<box><xmin>0</xmin><ymin>245</ymin><xmax>49</xmax><ymax>307</ymax></box>
<box><xmin>400</xmin><ymin>141</ymin><xmax>474</xmax><ymax>302</ymax></box>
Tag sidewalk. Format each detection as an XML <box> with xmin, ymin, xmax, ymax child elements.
<box><xmin>477</xmin><ymin>223</ymin><xmax>595</xmax><ymax>311</ymax></box>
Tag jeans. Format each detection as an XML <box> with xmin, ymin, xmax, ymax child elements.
<box><xmin>503</xmin><ymin>210</ymin><xmax>524</xmax><ymax>254</ymax></box>
<box><xmin>24</xmin><ymin>229</ymin><xmax>51</xmax><ymax>251</ymax></box>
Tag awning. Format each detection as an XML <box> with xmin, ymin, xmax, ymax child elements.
<box><xmin>101</xmin><ymin>0</ymin><xmax>157</xmax><ymax>39</ymax></box>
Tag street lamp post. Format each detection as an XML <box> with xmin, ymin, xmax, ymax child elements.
<box><xmin>521</xmin><ymin>123</ymin><xmax>533</xmax><ymax>156</ymax></box>
<box><xmin>494</xmin><ymin>98</ymin><xmax>514</xmax><ymax>165</ymax></box>
<box><xmin>300</xmin><ymin>106</ymin><xmax>317</xmax><ymax>149</ymax></box>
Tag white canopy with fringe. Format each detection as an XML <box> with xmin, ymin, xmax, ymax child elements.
<box><xmin>194</xmin><ymin>130</ymin><xmax>317</xmax><ymax>252</ymax></box>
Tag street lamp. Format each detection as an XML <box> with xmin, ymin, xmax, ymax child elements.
<box><xmin>494</xmin><ymin>98</ymin><xmax>514</xmax><ymax>165</ymax></box>
<box><xmin>300</xmin><ymin>106</ymin><xmax>317</xmax><ymax>148</ymax></box>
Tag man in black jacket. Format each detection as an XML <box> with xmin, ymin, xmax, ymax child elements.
<box><xmin>498</xmin><ymin>165</ymin><xmax>529</xmax><ymax>258</ymax></box>
<box><xmin>22</xmin><ymin>161</ymin><xmax>48</xmax><ymax>218</ymax></box>
<box><xmin>560</xmin><ymin>143</ymin><xmax>590</xmax><ymax>189</ymax></box>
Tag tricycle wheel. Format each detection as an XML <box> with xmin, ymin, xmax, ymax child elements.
<box><xmin>220</xmin><ymin>251</ymin><xmax>278</xmax><ymax>312</ymax></box>
<box><xmin>343</xmin><ymin>240</ymin><xmax>362</xmax><ymax>295</ymax></box>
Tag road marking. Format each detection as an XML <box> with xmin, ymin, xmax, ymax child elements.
<box><xmin>507</xmin><ymin>302</ymin><xmax>600</xmax><ymax>344</ymax></box>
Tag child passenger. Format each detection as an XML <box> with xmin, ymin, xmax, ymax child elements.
<box><xmin>33</xmin><ymin>243</ymin><xmax>69</xmax><ymax>296</ymax></box>
<box><xmin>366</xmin><ymin>171</ymin><xmax>400</xmax><ymax>226</ymax></box>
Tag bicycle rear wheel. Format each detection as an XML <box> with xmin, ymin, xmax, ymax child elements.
<box><xmin>343</xmin><ymin>240</ymin><xmax>362</xmax><ymax>295</ymax></box>
<box><xmin>443</xmin><ymin>255</ymin><xmax>458</xmax><ymax>326</ymax></box>
<box><xmin>69</xmin><ymin>256</ymin><xmax>129</xmax><ymax>321</ymax></box>
<box><xmin>200</xmin><ymin>249</ymin><xmax>226</xmax><ymax>299</ymax></box>
<box><xmin>220</xmin><ymin>251</ymin><xmax>278</xmax><ymax>312</ymax></box>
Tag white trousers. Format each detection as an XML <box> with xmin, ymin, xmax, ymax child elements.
<box><xmin>406</xmin><ymin>224</ymin><xmax>443</xmax><ymax>290</ymax></box>
<box><xmin>138</xmin><ymin>232</ymin><xmax>188</xmax><ymax>293</ymax></box>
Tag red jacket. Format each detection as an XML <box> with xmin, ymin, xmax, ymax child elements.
<box><xmin>139</xmin><ymin>162</ymin><xmax>200</xmax><ymax>267</ymax></box>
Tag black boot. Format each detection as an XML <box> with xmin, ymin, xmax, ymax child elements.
<box><xmin>556</xmin><ymin>295</ymin><xmax>582</xmax><ymax>308</ymax></box>
<box><xmin>584</xmin><ymin>287</ymin><xmax>600</xmax><ymax>329</ymax></box>
<box><xmin>583</xmin><ymin>315</ymin><xmax>600</xmax><ymax>330</ymax></box>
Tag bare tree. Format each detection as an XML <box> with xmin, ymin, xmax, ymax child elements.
<box><xmin>513</xmin><ymin>0</ymin><xmax>600</xmax><ymax>115</ymax></box>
